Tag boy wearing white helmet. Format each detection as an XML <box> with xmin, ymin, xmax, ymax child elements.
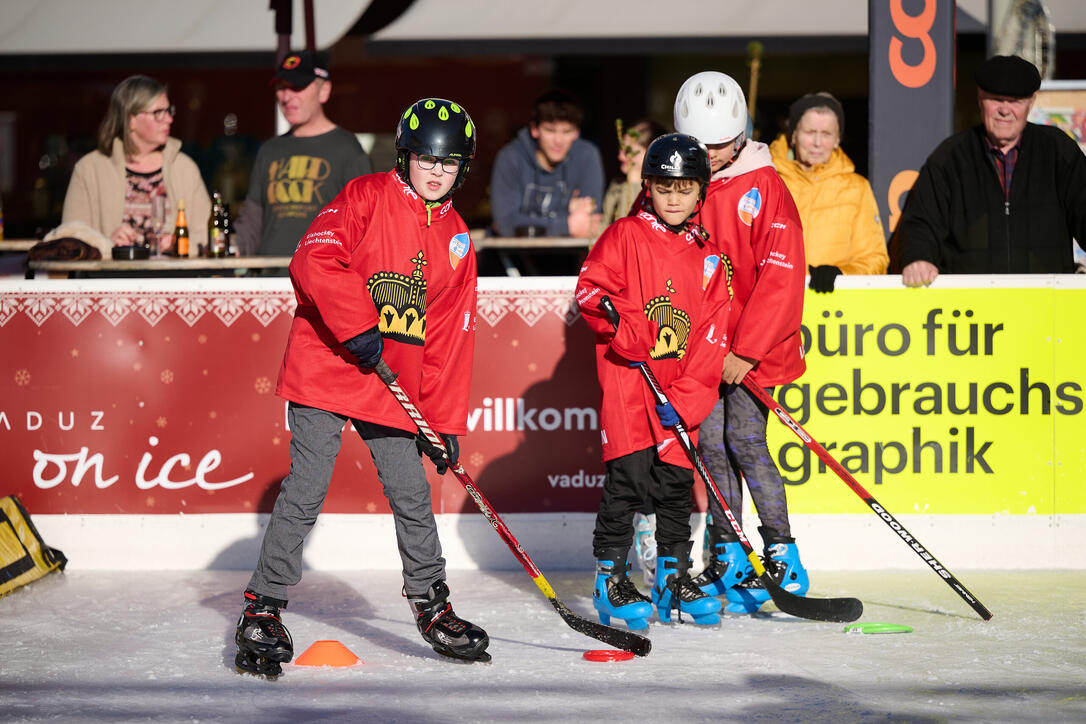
<box><xmin>673</xmin><ymin>71</ymin><xmax>810</xmax><ymax>613</ymax></box>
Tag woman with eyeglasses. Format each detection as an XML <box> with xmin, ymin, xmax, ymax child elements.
<box><xmin>62</xmin><ymin>75</ymin><xmax>210</xmax><ymax>255</ymax></box>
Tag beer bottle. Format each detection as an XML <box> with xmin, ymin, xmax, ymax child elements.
<box><xmin>222</xmin><ymin>202</ymin><xmax>235</xmax><ymax>257</ymax></box>
<box><xmin>209</xmin><ymin>192</ymin><xmax>226</xmax><ymax>257</ymax></box>
<box><xmin>172</xmin><ymin>199</ymin><xmax>190</xmax><ymax>257</ymax></box>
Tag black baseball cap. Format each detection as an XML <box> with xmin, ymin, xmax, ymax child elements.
<box><xmin>274</xmin><ymin>50</ymin><xmax>329</xmax><ymax>88</ymax></box>
<box><xmin>975</xmin><ymin>55</ymin><xmax>1041</xmax><ymax>98</ymax></box>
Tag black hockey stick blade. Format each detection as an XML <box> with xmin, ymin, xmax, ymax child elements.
<box><xmin>761</xmin><ymin>573</ymin><xmax>862</xmax><ymax>622</ymax></box>
<box><xmin>597</xmin><ymin>296</ymin><xmax>863</xmax><ymax>623</ymax></box>
<box><xmin>375</xmin><ymin>360</ymin><xmax>652</xmax><ymax>655</ymax></box>
<box><xmin>551</xmin><ymin>594</ymin><xmax>652</xmax><ymax>656</ymax></box>
<box><xmin>695</xmin><ymin>454</ymin><xmax>863</xmax><ymax>623</ymax></box>
<box><xmin>744</xmin><ymin>380</ymin><xmax>994</xmax><ymax>621</ymax></box>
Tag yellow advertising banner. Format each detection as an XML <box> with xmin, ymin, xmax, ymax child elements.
<box><xmin>772</xmin><ymin>285</ymin><xmax>1086</xmax><ymax>515</ymax></box>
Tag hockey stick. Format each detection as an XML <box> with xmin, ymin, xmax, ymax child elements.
<box><xmin>374</xmin><ymin>360</ymin><xmax>652</xmax><ymax>656</ymax></box>
<box><xmin>742</xmin><ymin>380</ymin><xmax>994</xmax><ymax>621</ymax></box>
<box><xmin>598</xmin><ymin>296</ymin><xmax>862</xmax><ymax>623</ymax></box>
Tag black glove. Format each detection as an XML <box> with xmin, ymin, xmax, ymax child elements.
<box><xmin>343</xmin><ymin>325</ymin><xmax>383</xmax><ymax>368</ymax></box>
<box><xmin>808</xmin><ymin>265</ymin><xmax>842</xmax><ymax>293</ymax></box>
<box><xmin>415</xmin><ymin>432</ymin><xmax>459</xmax><ymax>475</ymax></box>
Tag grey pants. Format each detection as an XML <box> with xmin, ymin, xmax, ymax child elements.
<box><xmin>247</xmin><ymin>402</ymin><xmax>445</xmax><ymax>601</ymax></box>
<box><xmin>697</xmin><ymin>383</ymin><xmax>791</xmax><ymax>538</ymax></box>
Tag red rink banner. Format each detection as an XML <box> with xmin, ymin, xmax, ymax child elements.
<box><xmin>0</xmin><ymin>278</ymin><xmax>612</xmax><ymax>517</ymax></box>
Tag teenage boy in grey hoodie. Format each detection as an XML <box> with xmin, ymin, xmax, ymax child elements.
<box><xmin>490</xmin><ymin>89</ymin><xmax>605</xmax><ymax>238</ymax></box>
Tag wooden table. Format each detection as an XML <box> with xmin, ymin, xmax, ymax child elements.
<box><xmin>0</xmin><ymin>239</ymin><xmax>38</xmax><ymax>252</ymax></box>
<box><xmin>27</xmin><ymin>256</ymin><xmax>293</xmax><ymax>279</ymax></box>
<box><xmin>25</xmin><ymin>235</ymin><xmax>595</xmax><ymax>278</ymax></box>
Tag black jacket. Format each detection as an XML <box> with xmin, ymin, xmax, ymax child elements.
<box><xmin>899</xmin><ymin>122</ymin><xmax>1086</xmax><ymax>273</ymax></box>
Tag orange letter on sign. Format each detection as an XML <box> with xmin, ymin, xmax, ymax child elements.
<box><xmin>887</xmin><ymin>169</ymin><xmax>919</xmax><ymax>232</ymax></box>
<box><xmin>889</xmin><ymin>0</ymin><xmax>937</xmax><ymax>88</ymax></box>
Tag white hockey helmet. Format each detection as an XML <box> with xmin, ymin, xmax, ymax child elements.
<box><xmin>673</xmin><ymin>71</ymin><xmax>748</xmax><ymax>145</ymax></box>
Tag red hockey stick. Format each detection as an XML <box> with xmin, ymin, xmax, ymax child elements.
<box><xmin>742</xmin><ymin>379</ymin><xmax>993</xmax><ymax>621</ymax></box>
<box><xmin>374</xmin><ymin>360</ymin><xmax>651</xmax><ymax>656</ymax></box>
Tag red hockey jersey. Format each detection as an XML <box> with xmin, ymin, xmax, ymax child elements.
<box><xmin>576</xmin><ymin>211</ymin><xmax>733</xmax><ymax>468</ymax></box>
<box><xmin>699</xmin><ymin>144</ymin><xmax>806</xmax><ymax>386</ymax></box>
<box><xmin>276</xmin><ymin>170</ymin><xmax>477</xmax><ymax>434</ymax></box>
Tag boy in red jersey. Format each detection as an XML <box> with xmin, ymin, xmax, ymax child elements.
<box><xmin>576</xmin><ymin>133</ymin><xmax>733</xmax><ymax>629</ymax></box>
<box><xmin>235</xmin><ymin>99</ymin><xmax>490</xmax><ymax>677</ymax></box>
<box><xmin>674</xmin><ymin>71</ymin><xmax>810</xmax><ymax>613</ymax></box>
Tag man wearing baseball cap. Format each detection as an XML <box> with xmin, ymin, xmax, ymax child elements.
<box><xmin>236</xmin><ymin>50</ymin><xmax>372</xmax><ymax>257</ymax></box>
<box><xmin>898</xmin><ymin>54</ymin><xmax>1086</xmax><ymax>285</ymax></box>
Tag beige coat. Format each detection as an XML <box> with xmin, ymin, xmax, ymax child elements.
<box><xmin>62</xmin><ymin>137</ymin><xmax>211</xmax><ymax>255</ymax></box>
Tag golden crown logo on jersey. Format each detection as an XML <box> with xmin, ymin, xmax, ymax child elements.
<box><xmin>367</xmin><ymin>251</ymin><xmax>428</xmax><ymax>346</ymax></box>
<box><xmin>644</xmin><ymin>283</ymin><xmax>690</xmax><ymax>361</ymax></box>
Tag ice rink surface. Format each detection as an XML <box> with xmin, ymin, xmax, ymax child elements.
<box><xmin>2</xmin><ymin>569</ymin><xmax>1084</xmax><ymax>723</ymax></box>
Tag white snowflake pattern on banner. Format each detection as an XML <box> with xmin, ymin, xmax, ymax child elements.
<box><xmin>174</xmin><ymin>296</ymin><xmax>210</xmax><ymax>327</ymax></box>
<box><xmin>22</xmin><ymin>295</ymin><xmax>59</xmax><ymax>326</ymax></box>
<box><xmin>476</xmin><ymin>292</ymin><xmax>512</xmax><ymax>326</ymax></box>
<box><xmin>57</xmin><ymin>295</ymin><xmax>96</xmax><ymax>326</ymax></box>
<box><xmin>1</xmin><ymin>289</ymin><xmax>578</xmax><ymax>328</ymax></box>
<box><xmin>209</xmin><ymin>295</ymin><xmax>247</xmax><ymax>326</ymax></box>
<box><xmin>97</xmin><ymin>295</ymin><xmax>135</xmax><ymax>326</ymax></box>
<box><xmin>133</xmin><ymin>294</ymin><xmax>172</xmax><ymax>326</ymax></box>
<box><xmin>512</xmin><ymin>295</ymin><xmax>549</xmax><ymax>326</ymax></box>
<box><xmin>249</xmin><ymin>295</ymin><xmax>295</xmax><ymax>327</ymax></box>
<box><xmin>0</xmin><ymin>295</ymin><xmax>22</xmax><ymax>326</ymax></box>
<box><xmin>476</xmin><ymin>290</ymin><xmax>576</xmax><ymax>328</ymax></box>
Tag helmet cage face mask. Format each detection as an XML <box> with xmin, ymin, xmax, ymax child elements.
<box><xmin>395</xmin><ymin>98</ymin><xmax>476</xmax><ymax>202</ymax></box>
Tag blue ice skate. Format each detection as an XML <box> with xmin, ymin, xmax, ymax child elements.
<box><xmin>723</xmin><ymin>569</ymin><xmax>772</xmax><ymax>613</ymax></box>
<box><xmin>653</xmin><ymin>541</ymin><xmax>721</xmax><ymax>625</ymax></box>
<box><xmin>765</xmin><ymin>542</ymin><xmax>810</xmax><ymax>596</ymax></box>
<box><xmin>692</xmin><ymin>534</ymin><xmax>755</xmax><ymax>598</ymax></box>
<box><xmin>725</xmin><ymin>529</ymin><xmax>811</xmax><ymax>613</ymax></box>
<box><xmin>593</xmin><ymin>550</ymin><xmax>653</xmax><ymax>631</ymax></box>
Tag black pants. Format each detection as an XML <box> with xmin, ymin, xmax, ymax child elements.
<box><xmin>593</xmin><ymin>446</ymin><xmax>693</xmax><ymax>558</ymax></box>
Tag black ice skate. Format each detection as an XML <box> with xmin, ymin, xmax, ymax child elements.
<box><xmin>235</xmin><ymin>590</ymin><xmax>293</xmax><ymax>678</ymax></box>
<box><xmin>406</xmin><ymin>580</ymin><xmax>491</xmax><ymax>663</ymax></box>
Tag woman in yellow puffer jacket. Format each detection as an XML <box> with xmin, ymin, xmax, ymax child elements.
<box><xmin>769</xmin><ymin>92</ymin><xmax>888</xmax><ymax>292</ymax></box>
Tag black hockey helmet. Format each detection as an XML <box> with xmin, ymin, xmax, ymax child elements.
<box><xmin>640</xmin><ymin>133</ymin><xmax>712</xmax><ymax>235</ymax></box>
<box><xmin>642</xmin><ymin>133</ymin><xmax>711</xmax><ymax>193</ymax></box>
<box><xmin>395</xmin><ymin>98</ymin><xmax>476</xmax><ymax>200</ymax></box>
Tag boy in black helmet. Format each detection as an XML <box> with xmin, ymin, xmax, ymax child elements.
<box><xmin>575</xmin><ymin>133</ymin><xmax>734</xmax><ymax>629</ymax></box>
<box><xmin>235</xmin><ymin>98</ymin><xmax>488</xmax><ymax>677</ymax></box>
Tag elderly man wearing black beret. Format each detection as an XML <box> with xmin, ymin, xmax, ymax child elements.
<box><xmin>899</xmin><ymin>55</ymin><xmax>1086</xmax><ymax>285</ymax></box>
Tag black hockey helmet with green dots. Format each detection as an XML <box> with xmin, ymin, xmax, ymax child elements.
<box><xmin>395</xmin><ymin>98</ymin><xmax>476</xmax><ymax>199</ymax></box>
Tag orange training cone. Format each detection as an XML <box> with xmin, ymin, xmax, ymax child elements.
<box><xmin>293</xmin><ymin>640</ymin><xmax>362</xmax><ymax>668</ymax></box>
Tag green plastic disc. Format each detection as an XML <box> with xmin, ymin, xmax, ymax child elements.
<box><xmin>843</xmin><ymin>622</ymin><xmax>914</xmax><ymax>635</ymax></box>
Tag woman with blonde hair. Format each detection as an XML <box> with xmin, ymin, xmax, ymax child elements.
<box><xmin>62</xmin><ymin>75</ymin><xmax>209</xmax><ymax>254</ymax></box>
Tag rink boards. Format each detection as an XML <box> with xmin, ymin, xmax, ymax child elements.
<box><xmin>1</xmin><ymin>275</ymin><xmax>1083</xmax><ymax>570</ymax></box>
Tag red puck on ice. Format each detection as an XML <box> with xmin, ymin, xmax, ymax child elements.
<box><xmin>583</xmin><ymin>649</ymin><xmax>636</xmax><ymax>662</ymax></box>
